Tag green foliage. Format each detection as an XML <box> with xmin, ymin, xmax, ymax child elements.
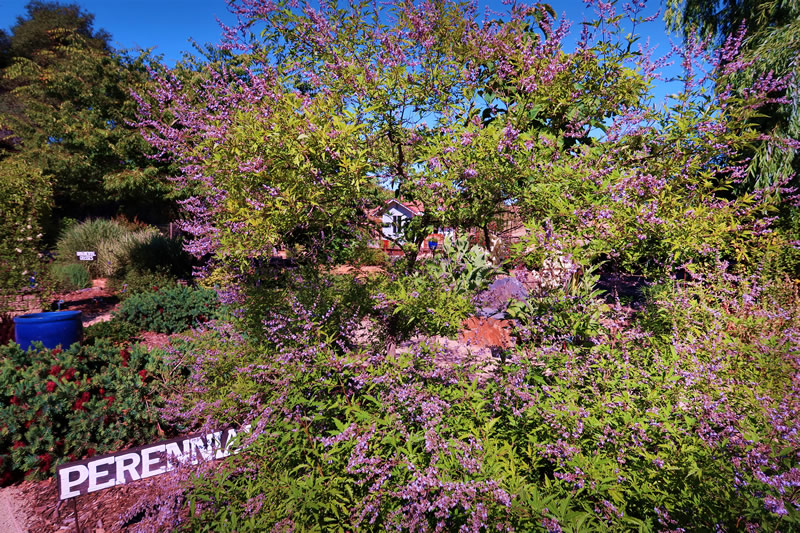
<box><xmin>110</xmin><ymin>269</ymin><xmax>183</xmax><ymax>301</ymax></box>
<box><xmin>1</xmin><ymin>24</ymin><xmax>177</xmax><ymax>223</ymax></box>
<box><xmin>664</xmin><ymin>0</ymin><xmax>800</xmax><ymax>196</ymax></box>
<box><xmin>49</xmin><ymin>262</ymin><xmax>90</xmax><ymax>291</ymax></box>
<box><xmin>82</xmin><ymin>319</ymin><xmax>140</xmax><ymax>345</ymax></box>
<box><xmin>95</xmin><ymin>228</ymin><xmax>159</xmax><ymax>278</ymax></box>
<box><xmin>353</xmin><ymin>247</ymin><xmax>389</xmax><ymax>268</ymax></box>
<box><xmin>0</xmin><ymin>340</ymin><xmax>171</xmax><ymax>481</ymax></box>
<box><xmin>172</xmin><ymin>270</ymin><xmax>800</xmax><ymax>530</ymax></box>
<box><xmin>512</xmin><ymin>86</ymin><xmax>774</xmax><ymax>276</ymax></box>
<box><xmin>3</xmin><ymin>1</ymin><xmax>110</xmax><ymax>60</ymax></box>
<box><xmin>385</xmin><ymin>267</ymin><xmax>475</xmax><ymax>339</ymax></box>
<box><xmin>114</xmin><ymin>285</ymin><xmax>219</xmax><ymax>334</ymax></box>
<box><xmin>238</xmin><ymin>266</ymin><xmax>382</xmax><ymax>345</ymax></box>
<box><xmin>430</xmin><ymin>233</ymin><xmax>499</xmax><ymax>295</ymax></box>
<box><xmin>758</xmin><ymin>211</ymin><xmax>800</xmax><ymax>282</ymax></box>
<box><xmin>122</xmin><ymin>1</ymin><xmax>800</xmax><ymax>529</ymax></box>
<box><xmin>376</xmin><ymin>234</ymin><xmax>496</xmax><ymax>339</ymax></box>
<box><xmin>0</xmin><ymin>156</ymin><xmax>53</xmax><ymax>314</ymax></box>
<box><xmin>124</xmin><ymin>233</ymin><xmax>194</xmax><ymax>280</ymax></box>
<box><xmin>53</xmin><ymin>219</ymin><xmax>192</xmax><ymax>284</ymax></box>
<box><xmin>507</xmin><ymin>263</ymin><xmax>608</xmax><ymax>345</ymax></box>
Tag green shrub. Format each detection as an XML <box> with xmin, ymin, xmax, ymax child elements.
<box><xmin>110</xmin><ymin>269</ymin><xmax>182</xmax><ymax>300</ymax></box>
<box><xmin>83</xmin><ymin>319</ymin><xmax>140</xmax><ymax>345</ymax></box>
<box><xmin>158</xmin><ymin>277</ymin><xmax>800</xmax><ymax>531</ymax></box>
<box><xmin>114</xmin><ymin>285</ymin><xmax>219</xmax><ymax>334</ymax></box>
<box><xmin>430</xmin><ymin>233</ymin><xmax>499</xmax><ymax>295</ymax></box>
<box><xmin>355</xmin><ymin>247</ymin><xmax>389</xmax><ymax>267</ymax></box>
<box><xmin>0</xmin><ymin>157</ymin><xmax>53</xmax><ymax>314</ymax></box>
<box><xmin>0</xmin><ymin>340</ymin><xmax>174</xmax><ymax>482</ymax></box>
<box><xmin>506</xmin><ymin>263</ymin><xmax>608</xmax><ymax>345</ymax></box>
<box><xmin>49</xmin><ymin>263</ymin><xmax>91</xmax><ymax>291</ymax></box>
<box><xmin>54</xmin><ymin>219</ymin><xmax>194</xmax><ymax>284</ymax></box>
<box><xmin>55</xmin><ymin>218</ymin><xmax>128</xmax><ymax>278</ymax></box>
<box><xmin>126</xmin><ymin>233</ymin><xmax>194</xmax><ymax>279</ymax></box>
<box><xmin>384</xmin><ymin>269</ymin><xmax>474</xmax><ymax>339</ymax></box>
<box><xmin>233</xmin><ymin>265</ymin><xmax>382</xmax><ymax>343</ymax></box>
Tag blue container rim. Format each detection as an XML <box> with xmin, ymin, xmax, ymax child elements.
<box><xmin>13</xmin><ymin>310</ymin><xmax>83</xmax><ymax>323</ymax></box>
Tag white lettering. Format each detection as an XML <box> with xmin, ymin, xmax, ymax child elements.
<box><xmin>58</xmin><ymin>425</ymin><xmax>252</xmax><ymax>499</ymax></box>
<box><xmin>115</xmin><ymin>453</ymin><xmax>141</xmax><ymax>485</ymax></box>
<box><xmin>188</xmin><ymin>436</ymin><xmax>214</xmax><ymax>462</ymax></box>
<box><xmin>182</xmin><ymin>439</ymin><xmax>196</xmax><ymax>465</ymax></box>
<box><xmin>210</xmin><ymin>431</ymin><xmax>226</xmax><ymax>459</ymax></box>
<box><xmin>165</xmin><ymin>441</ymin><xmax>187</xmax><ymax>468</ymax></box>
<box><xmin>219</xmin><ymin>428</ymin><xmax>238</xmax><ymax>458</ymax></box>
<box><xmin>141</xmin><ymin>445</ymin><xmax>167</xmax><ymax>478</ymax></box>
<box><xmin>59</xmin><ymin>465</ymin><xmax>89</xmax><ymax>499</ymax></box>
<box><xmin>88</xmin><ymin>456</ymin><xmax>115</xmax><ymax>493</ymax></box>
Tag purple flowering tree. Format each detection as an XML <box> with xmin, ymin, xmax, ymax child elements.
<box><xmin>127</xmin><ymin>1</ymin><xmax>800</xmax><ymax>531</ymax></box>
<box><xmin>137</xmin><ymin>0</ymin><xmax>685</xmax><ymax>277</ymax></box>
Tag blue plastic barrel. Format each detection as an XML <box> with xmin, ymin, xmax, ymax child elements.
<box><xmin>13</xmin><ymin>310</ymin><xmax>83</xmax><ymax>351</ymax></box>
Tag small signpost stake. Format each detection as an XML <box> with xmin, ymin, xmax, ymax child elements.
<box><xmin>72</xmin><ymin>496</ymin><xmax>81</xmax><ymax>533</ymax></box>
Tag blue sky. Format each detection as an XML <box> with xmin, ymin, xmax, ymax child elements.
<box><xmin>0</xmin><ymin>1</ymin><xmax>683</xmax><ymax>61</ymax></box>
<box><xmin>0</xmin><ymin>0</ymin><xmax>238</xmax><ymax>64</ymax></box>
<box><xmin>0</xmin><ymin>0</ymin><xmax>685</xmax><ymax>97</ymax></box>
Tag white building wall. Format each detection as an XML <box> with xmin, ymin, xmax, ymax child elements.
<box><xmin>381</xmin><ymin>203</ymin><xmax>415</xmax><ymax>241</ymax></box>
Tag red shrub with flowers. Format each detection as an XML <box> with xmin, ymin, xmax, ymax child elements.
<box><xmin>0</xmin><ymin>340</ymin><xmax>179</xmax><ymax>483</ymax></box>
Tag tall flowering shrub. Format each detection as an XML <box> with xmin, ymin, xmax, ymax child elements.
<box><xmin>127</xmin><ymin>0</ymin><xmax>800</xmax><ymax>530</ymax></box>
<box><xmin>137</xmin><ymin>0</ymin><xmax>665</xmax><ymax>278</ymax></box>
<box><xmin>0</xmin><ymin>156</ymin><xmax>52</xmax><ymax>314</ymax></box>
<box><xmin>124</xmin><ymin>269</ymin><xmax>800</xmax><ymax>531</ymax></box>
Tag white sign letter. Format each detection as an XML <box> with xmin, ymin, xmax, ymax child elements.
<box><xmin>59</xmin><ymin>465</ymin><xmax>89</xmax><ymax>499</ymax></box>
<box><xmin>141</xmin><ymin>445</ymin><xmax>167</xmax><ymax>478</ymax></box>
<box><xmin>88</xmin><ymin>457</ymin><xmax>116</xmax><ymax>493</ymax></box>
<box><xmin>115</xmin><ymin>453</ymin><xmax>141</xmax><ymax>485</ymax></box>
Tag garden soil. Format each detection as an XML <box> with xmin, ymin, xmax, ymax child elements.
<box><xmin>2</xmin><ymin>475</ymin><xmax>157</xmax><ymax>532</ymax></box>
<box><xmin>53</xmin><ymin>278</ymin><xmax>119</xmax><ymax>327</ymax></box>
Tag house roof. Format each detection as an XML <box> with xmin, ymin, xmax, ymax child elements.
<box><xmin>369</xmin><ymin>198</ymin><xmax>424</xmax><ymax>217</ymax></box>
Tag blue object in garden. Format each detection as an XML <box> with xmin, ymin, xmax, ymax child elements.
<box><xmin>428</xmin><ymin>240</ymin><xmax>438</xmax><ymax>251</ymax></box>
<box><xmin>13</xmin><ymin>310</ymin><xmax>83</xmax><ymax>351</ymax></box>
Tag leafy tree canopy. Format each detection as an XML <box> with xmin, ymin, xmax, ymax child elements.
<box><xmin>3</xmin><ymin>0</ymin><xmax>110</xmax><ymax>61</ymax></box>
<box><xmin>0</xmin><ymin>3</ymin><xmax>179</xmax><ymax>229</ymax></box>
<box><xmin>139</xmin><ymin>0</ymin><xmax>787</xmax><ymax>283</ymax></box>
<box><xmin>664</xmin><ymin>0</ymin><xmax>800</xmax><ymax>194</ymax></box>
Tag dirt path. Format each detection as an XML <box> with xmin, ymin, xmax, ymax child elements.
<box><xmin>0</xmin><ymin>485</ymin><xmax>31</xmax><ymax>533</ymax></box>
<box><xmin>52</xmin><ymin>278</ymin><xmax>119</xmax><ymax>327</ymax></box>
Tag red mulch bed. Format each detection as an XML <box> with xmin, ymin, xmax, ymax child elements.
<box><xmin>19</xmin><ymin>476</ymin><xmax>157</xmax><ymax>533</ymax></box>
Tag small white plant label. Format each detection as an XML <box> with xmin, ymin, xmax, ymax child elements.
<box><xmin>76</xmin><ymin>251</ymin><xmax>96</xmax><ymax>261</ymax></box>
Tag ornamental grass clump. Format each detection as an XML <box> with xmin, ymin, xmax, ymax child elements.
<box><xmin>54</xmin><ymin>218</ymin><xmax>129</xmax><ymax>278</ymax></box>
<box><xmin>49</xmin><ymin>262</ymin><xmax>91</xmax><ymax>291</ymax></box>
